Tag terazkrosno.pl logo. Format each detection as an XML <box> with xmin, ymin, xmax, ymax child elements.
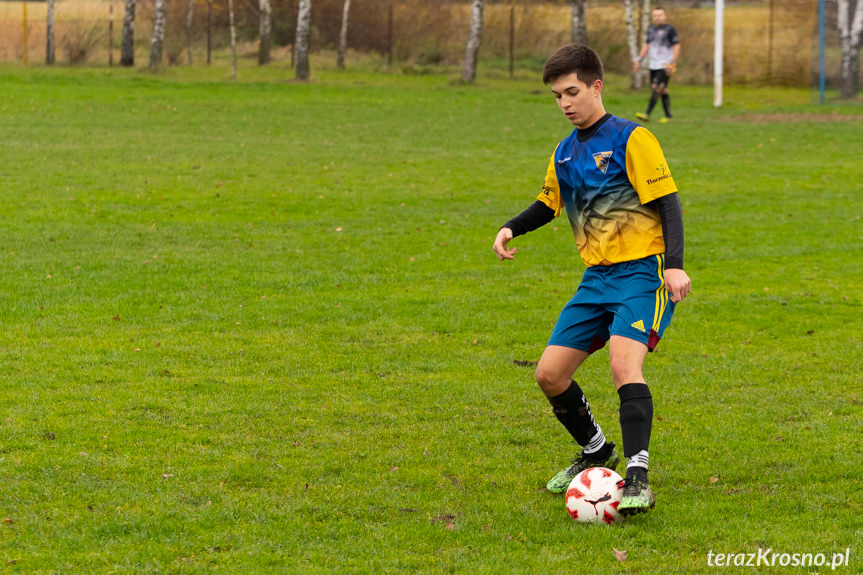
<box><xmin>707</xmin><ymin>548</ymin><xmax>851</xmax><ymax>570</ymax></box>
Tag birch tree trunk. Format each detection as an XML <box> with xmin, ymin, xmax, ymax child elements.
<box><xmin>639</xmin><ymin>0</ymin><xmax>650</xmax><ymax>88</ymax></box>
<box><xmin>640</xmin><ymin>0</ymin><xmax>650</xmax><ymax>45</ymax></box>
<box><xmin>186</xmin><ymin>0</ymin><xmax>195</xmax><ymax>65</ymax></box>
<box><xmin>259</xmin><ymin>0</ymin><xmax>272</xmax><ymax>65</ymax></box>
<box><xmin>337</xmin><ymin>0</ymin><xmax>351</xmax><ymax>69</ymax></box>
<box><xmin>120</xmin><ymin>0</ymin><xmax>137</xmax><ymax>66</ymax></box>
<box><xmin>46</xmin><ymin>0</ymin><xmax>55</xmax><ymax>65</ymax></box>
<box><xmin>837</xmin><ymin>0</ymin><xmax>863</xmax><ymax>97</ymax></box>
<box><xmin>149</xmin><ymin>0</ymin><xmax>167</xmax><ymax>68</ymax></box>
<box><xmin>461</xmin><ymin>0</ymin><xmax>485</xmax><ymax>82</ymax></box>
<box><xmin>624</xmin><ymin>0</ymin><xmax>641</xmax><ymax>89</ymax></box>
<box><xmin>570</xmin><ymin>0</ymin><xmax>588</xmax><ymax>45</ymax></box>
<box><xmin>855</xmin><ymin>0</ymin><xmax>863</xmax><ymax>47</ymax></box>
<box><xmin>295</xmin><ymin>0</ymin><xmax>312</xmax><ymax>80</ymax></box>
<box><xmin>228</xmin><ymin>0</ymin><xmax>238</xmax><ymax>78</ymax></box>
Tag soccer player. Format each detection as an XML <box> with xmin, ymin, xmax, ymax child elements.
<box><xmin>492</xmin><ymin>44</ymin><xmax>690</xmax><ymax>516</ymax></box>
<box><xmin>634</xmin><ymin>7</ymin><xmax>680</xmax><ymax>123</ymax></box>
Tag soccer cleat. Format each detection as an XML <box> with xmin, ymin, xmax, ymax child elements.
<box><xmin>546</xmin><ymin>442</ymin><xmax>620</xmax><ymax>494</ymax></box>
<box><xmin>617</xmin><ymin>477</ymin><xmax>656</xmax><ymax>516</ymax></box>
<box><xmin>659</xmin><ymin>117</ymin><xmax>672</xmax><ymax>124</ymax></box>
<box><xmin>635</xmin><ymin>112</ymin><xmax>650</xmax><ymax>122</ymax></box>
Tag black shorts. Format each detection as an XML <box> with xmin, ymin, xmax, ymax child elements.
<box><xmin>650</xmin><ymin>69</ymin><xmax>671</xmax><ymax>89</ymax></box>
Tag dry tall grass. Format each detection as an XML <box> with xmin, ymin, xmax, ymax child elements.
<box><xmin>0</xmin><ymin>0</ymin><xmax>845</xmax><ymax>86</ymax></box>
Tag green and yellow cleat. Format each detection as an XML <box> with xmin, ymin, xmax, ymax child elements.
<box><xmin>546</xmin><ymin>442</ymin><xmax>620</xmax><ymax>494</ymax></box>
<box><xmin>617</xmin><ymin>477</ymin><xmax>656</xmax><ymax>516</ymax></box>
<box><xmin>635</xmin><ymin>112</ymin><xmax>650</xmax><ymax>122</ymax></box>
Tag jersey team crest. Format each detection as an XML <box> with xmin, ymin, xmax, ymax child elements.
<box><xmin>593</xmin><ymin>151</ymin><xmax>614</xmax><ymax>174</ymax></box>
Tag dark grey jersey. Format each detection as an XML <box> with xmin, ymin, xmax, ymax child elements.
<box><xmin>646</xmin><ymin>24</ymin><xmax>679</xmax><ymax>70</ymax></box>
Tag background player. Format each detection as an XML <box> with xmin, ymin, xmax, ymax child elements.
<box><xmin>634</xmin><ymin>7</ymin><xmax>680</xmax><ymax>123</ymax></box>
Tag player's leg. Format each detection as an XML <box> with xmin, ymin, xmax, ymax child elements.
<box><xmin>660</xmin><ymin>86</ymin><xmax>672</xmax><ymax>122</ymax></box>
<box><xmin>608</xmin><ymin>336</ymin><xmax>656</xmax><ymax>515</ymax></box>
<box><xmin>646</xmin><ymin>87</ymin><xmax>660</xmax><ymax>118</ymax></box>
<box><xmin>540</xmin><ymin>286</ymin><xmax>620</xmax><ymax>493</ymax></box>
<box><xmin>647</xmin><ymin>71</ymin><xmax>663</xmax><ymax>116</ymax></box>
<box><xmin>637</xmin><ymin>71</ymin><xmax>661</xmax><ymax>121</ymax></box>
<box><xmin>538</xmin><ymin>346</ymin><xmax>613</xmax><ymax>459</ymax></box>
<box><xmin>606</xmin><ymin>255</ymin><xmax>677</xmax><ymax>514</ymax></box>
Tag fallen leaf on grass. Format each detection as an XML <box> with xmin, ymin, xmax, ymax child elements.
<box><xmin>613</xmin><ymin>548</ymin><xmax>627</xmax><ymax>561</ymax></box>
<box><xmin>710</xmin><ymin>476</ymin><xmax>719</xmax><ymax>484</ymax></box>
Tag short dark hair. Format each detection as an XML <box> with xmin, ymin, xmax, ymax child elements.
<box><xmin>542</xmin><ymin>44</ymin><xmax>604</xmax><ymax>86</ymax></box>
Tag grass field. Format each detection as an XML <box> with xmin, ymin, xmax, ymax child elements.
<box><xmin>0</xmin><ymin>60</ymin><xmax>861</xmax><ymax>573</ymax></box>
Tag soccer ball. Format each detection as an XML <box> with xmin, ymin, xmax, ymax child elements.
<box><xmin>565</xmin><ymin>467</ymin><xmax>624</xmax><ymax>525</ymax></box>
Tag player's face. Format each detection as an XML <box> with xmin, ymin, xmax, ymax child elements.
<box><xmin>550</xmin><ymin>73</ymin><xmax>604</xmax><ymax>129</ymax></box>
<box><xmin>652</xmin><ymin>9</ymin><xmax>666</xmax><ymax>25</ymax></box>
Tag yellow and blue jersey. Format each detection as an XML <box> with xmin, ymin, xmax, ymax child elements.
<box><xmin>537</xmin><ymin>115</ymin><xmax>677</xmax><ymax>267</ymax></box>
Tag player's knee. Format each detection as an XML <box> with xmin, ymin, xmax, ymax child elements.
<box><xmin>609</xmin><ymin>355</ymin><xmax>640</xmax><ymax>384</ymax></box>
<box><xmin>534</xmin><ymin>363</ymin><xmax>552</xmax><ymax>387</ymax></box>
<box><xmin>535</xmin><ymin>363</ymin><xmax>564</xmax><ymax>393</ymax></box>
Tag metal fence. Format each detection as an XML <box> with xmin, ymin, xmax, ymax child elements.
<box><xmin>0</xmin><ymin>0</ymin><xmax>859</xmax><ymax>88</ymax></box>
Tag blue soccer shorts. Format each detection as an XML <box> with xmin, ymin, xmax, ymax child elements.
<box><xmin>547</xmin><ymin>254</ymin><xmax>676</xmax><ymax>353</ymax></box>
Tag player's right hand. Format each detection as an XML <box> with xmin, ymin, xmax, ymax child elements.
<box><xmin>493</xmin><ymin>227</ymin><xmax>517</xmax><ymax>260</ymax></box>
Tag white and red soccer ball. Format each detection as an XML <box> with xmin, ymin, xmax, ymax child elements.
<box><xmin>565</xmin><ymin>467</ymin><xmax>624</xmax><ymax>525</ymax></box>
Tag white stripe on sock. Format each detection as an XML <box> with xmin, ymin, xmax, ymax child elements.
<box><xmin>627</xmin><ymin>450</ymin><xmax>649</xmax><ymax>470</ymax></box>
<box><xmin>583</xmin><ymin>429</ymin><xmax>606</xmax><ymax>455</ymax></box>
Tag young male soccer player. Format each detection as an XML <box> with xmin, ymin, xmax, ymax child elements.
<box><xmin>634</xmin><ymin>7</ymin><xmax>680</xmax><ymax>123</ymax></box>
<box><xmin>492</xmin><ymin>44</ymin><xmax>691</xmax><ymax>516</ymax></box>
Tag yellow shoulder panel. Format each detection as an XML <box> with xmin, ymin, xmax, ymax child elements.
<box><xmin>625</xmin><ymin>127</ymin><xmax>678</xmax><ymax>204</ymax></box>
<box><xmin>536</xmin><ymin>150</ymin><xmax>562</xmax><ymax>217</ymax></box>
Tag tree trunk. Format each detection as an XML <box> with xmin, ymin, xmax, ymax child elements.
<box><xmin>229</xmin><ymin>0</ymin><xmax>238</xmax><ymax>78</ymax></box>
<box><xmin>570</xmin><ymin>0</ymin><xmax>587</xmax><ymax>45</ymax></box>
<box><xmin>120</xmin><ymin>0</ymin><xmax>137</xmax><ymax>66</ymax></box>
<box><xmin>624</xmin><ymin>0</ymin><xmax>641</xmax><ymax>89</ymax></box>
<box><xmin>838</xmin><ymin>0</ymin><xmax>862</xmax><ymax>97</ymax></box>
<box><xmin>461</xmin><ymin>0</ymin><xmax>485</xmax><ymax>82</ymax></box>
<box><xmin>295</xmin><ymin>0</ymin><xmax>312</xmax><ymax>80</ymax></box>
<box><xmin>259</xmin><ymin>0</ymin><xmax>272</xmax><ymax>65</ymax></box>
<box><xmin>640</xmin><ymin>0</ymin><xmax>650</xmax><ymax>45</ymax></box>
<box><xmin>46</xmin><ymin>0</ymin><xmax>55</xmax><ymax>65</ymax></box>
<box><xmin>639</xmin><ymin>0</ymin><xmax>651</xmax><ymax>88</ymax></box>
<box><xmin>337</xmin><ymin>0</ymin><xmax>351</xmax><ymax>69</ymax></box>
<box><xmin>186</xmin><ymin>0</ymin><xmax>195</xmax><ymax>65</ymax></box>
<box><xmin>149</xmin><ymin>0</ymin><xmax>167</xmax><ymax>68</ymax></box>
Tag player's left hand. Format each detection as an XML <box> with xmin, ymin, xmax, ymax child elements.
<box><xmin>664</xmin><ymin>268</ymin><xmax>691</xmax><ymax>303</ymax></box>
<box><xmin>665</xmin><ymin>63</ymin><xmax>677</xmax><ymax>76</ymax></box>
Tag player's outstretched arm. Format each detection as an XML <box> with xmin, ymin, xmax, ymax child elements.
<box><xmin>493</xmin><ymin>227</ymin><xmax>517</xmax><ymax>260</ymax></box>
<box><xmin>493</xmin><ymin>200</ymin><xmax>556</xmax><ymax>261</ymax></box>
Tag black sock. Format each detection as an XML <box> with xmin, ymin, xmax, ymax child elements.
<box><xmin>661</xmin><ymin>94</ymin><xmax>672</xmax><ymax>118</ymax></box>
<box><xmin>646</xmin><ymin>92</ymin><xmax>659</xmax><ymax>115</ymax></box>
<box><xmin>548</xmin><ymin>380</ymin><xmax>604</xmax><ymax>449</ymax></box>
<box><xmin>618</xmin><ymin>383</ymin><xmax>653</xmax><ymax>476</ymax></box>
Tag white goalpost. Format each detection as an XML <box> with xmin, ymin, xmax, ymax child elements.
<box><xmin>714</xmin><ymin>0</ymin><xmax>724</xmax><ymax>108</ymax></box>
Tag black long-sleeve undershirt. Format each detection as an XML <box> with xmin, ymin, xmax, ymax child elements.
<box><xmin>652</xmin><ymin>192</ymin><xmax>684</xmax><ymax>270</ymax></box>
<box><xmin>501</xmin><ymin>192</ymin><xmax>684</xmax><ymax>269</ymax></box>
<box><xmin>503</xmin><ymin>200</ymin><xmax>556</xmax><ymax>237</ymax></box>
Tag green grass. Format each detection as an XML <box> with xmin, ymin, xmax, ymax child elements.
<box><xmin>0</xmin><ymin>58</ymin><xmax>861</xmax><ymax>573</ymax></box>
